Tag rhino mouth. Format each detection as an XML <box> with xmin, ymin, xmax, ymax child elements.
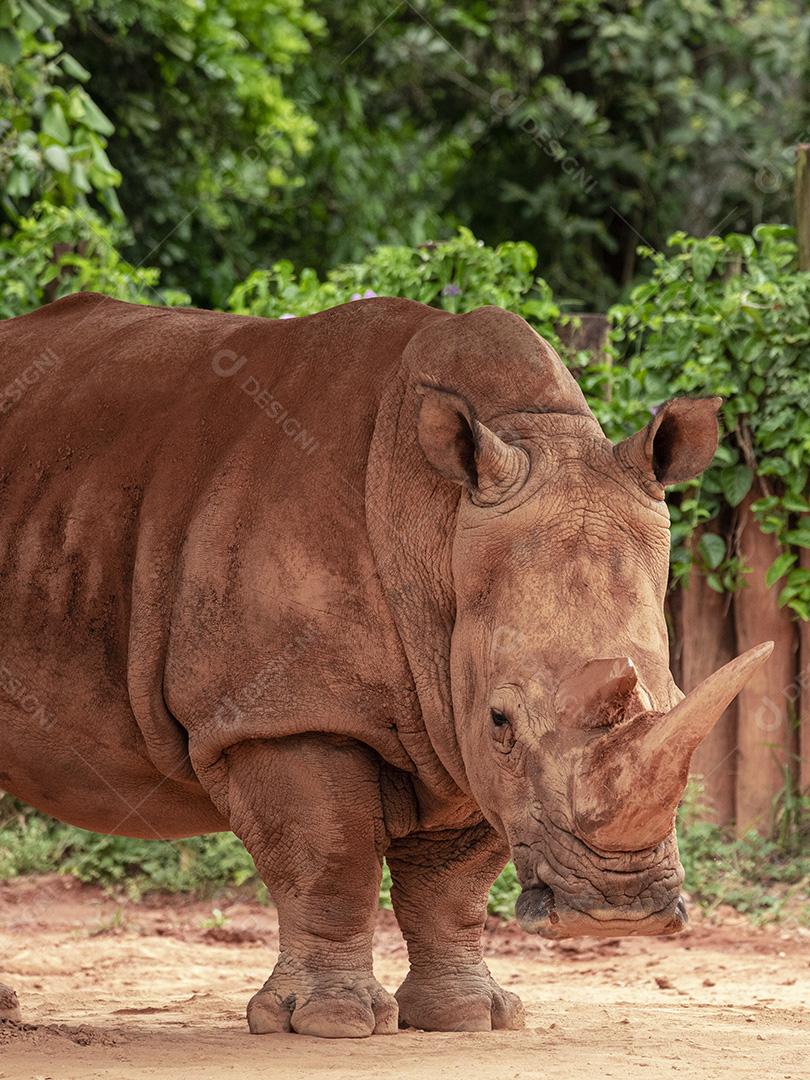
<box><xmin>511</xmin><ymin>816</ymin><xmax>687</xmax><ymax>939</ymax></box>
<box><xmin>515</xmin><ymin>881</ymin><xmax>688</xmax><ymax>939</ymax></box>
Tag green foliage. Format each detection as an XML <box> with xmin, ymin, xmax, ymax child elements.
<box><xmin>677</xmin><ymin>778</ymin><xmax>810</xmax><ymax>925</ymax></box>
<box><xmin>0</xmin><ymin>0</ymin><xmax>121</xmax><ymax>216</ymax></box>
<box><xmin>487</xmin><ymin>861</ymin><xmax>521</xmax><ymax>919</ymax></box>
<box><xmin>276</xmin><ymin>0</ymin><xmax>810</xmax><ymax>310</ymax></box>
<box><xmin>5</xmin><ymin>2</ymin><xmax>810</xmax><ymax>309</ymax></box>
<box><xmin>59</xmin><ymin>0</ymin><xmax>324</xmax><ymax>306</ymax></box>
<box><xmin>0</xmin><ymin>0</ymin><xmax>324</xmax><ymax>306</ymax></box>
<box><xmin>0</xmin><ymin>797</ymin><xmax>260</xmax><ymax>899</ymax></box>
<box><xmin>609</xmin><ymin>225</ymin><xmax>810</xmax><ymax>617</ymax></box>
<box><xmin>0</xmin><ymin>201</ymin><xmax>188</xmax><ymax>317</ymax></box>
<box><xmin>228</xmin><ymin>227</ymin><xmax>560</xmax><ymax>335</ymax></box>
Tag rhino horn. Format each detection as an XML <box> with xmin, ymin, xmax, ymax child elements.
<box><xmin>574</xmin><ymin>642</ymin><xmax>774</xmax><ymax>851</ymax></box>
<box><xmin>638</xmin><ymin>640</ymin><xmax>774</xmax><ymax>760</ymax></box>
<box><xmin>556</xmin><ymin>656</ymin><xmax>647</xmax><ymax>727</ymax></box>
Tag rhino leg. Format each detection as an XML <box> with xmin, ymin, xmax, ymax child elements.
<box><xmin>208</xmin><ymin>734</ymin><xmax>397</xmax><ymax>1038</ymax></box>
<box><xmin>0</xmin><ymin>983</ymin><xmax>21</xmax><ymax>1022</ymax></box>
<box><xmin>388</xmin><ymin>821</ymin><xmax>525</xmax><ymax>1032</ymax></box>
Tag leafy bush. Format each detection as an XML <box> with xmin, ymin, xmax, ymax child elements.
<box><xmin>608</xmin><ymin>225</ymin><xmax>810</xmax><ymax>617</ymax></box>
<box><xmin>5</xmin><ymin>2</ymin><xmax>810</xmax><ymax>308</ymax></box>
<box><xmin>0</xmin><ymin>797</ymin><xmax>260</xmax><ymax>899</ymax></box>
<box><xmin>59</xmin><ymin>0</ymin><xmax>324</xmax><ymax>306</ymax></box>
<box><xmin>228</xmin><ymin>227</ymin><xmax>560</xmax><ymax>334</ymax></box>
<box><xmin>0</xmin><ymin>201</ymin><xmax>188</xmax><ymax>317</ymax></box>
<box><xmin>0</xmin><ymin>0</ymin><xmax>121</xmax><ymax>216</ymax></box>
<box><xmin>677</xmin><ymin>778</ymin><xmax>810</xmax><ymax>925</ymax></box>
<box><xmin>278</xmin><ymin>0</ymin><xmax>810</xmax><ymax>309</ymax></box>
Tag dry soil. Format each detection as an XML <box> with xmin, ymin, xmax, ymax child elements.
<box><xmin>0</xmin><ymin>875</ymin><xmax>808</xmax><ymax>1079</ymax></box>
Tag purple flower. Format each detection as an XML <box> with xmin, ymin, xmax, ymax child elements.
<box><xmin>363</xmin><ymin>289</ymin><xmax>377</xmax><ymax>298</ymax></box>
<box><xmin>442</xmin><ymin>283</ymin><xmax>461</xmax><ymax>297</ymax></box>
<box><xmin>279</xmin><ymin>313</ymin><xmax>296</xmax><ymax>319</ymax></box>
<box><xmin>350</xmin><ymin>292</ymin><xmax>362</xmax><ymax>301</ymax></box>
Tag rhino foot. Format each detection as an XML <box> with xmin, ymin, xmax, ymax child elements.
<box><xmin>0</xmin><ymin>984</ymin><xmax>21</xmax><ymax>1023</ymax></box>
<box><xmin>395</xmin><ymin>965</ymin><xmax>525</xmax><ymax>1032</ymax></box>
<box><xmin>247</xmin><ymin>968</ymin><xmax>398</xmax><ymax>1038</ymax></box>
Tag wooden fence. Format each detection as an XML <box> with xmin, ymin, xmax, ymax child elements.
<box><xmin>669</xmin><ymin>513</ymin><xmax>806</xmax><ymax>835</ymax></box>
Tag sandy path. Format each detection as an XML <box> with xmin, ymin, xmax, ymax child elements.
<box><xmin>0</xmin><ymin>876</ymin><xmax>808</xmax><ymax>1079</ymax></box>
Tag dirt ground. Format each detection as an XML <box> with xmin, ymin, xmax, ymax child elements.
<box><xmin>0</xmin><ymin>876</ymin><xmax>808</xmax><ymax>1080</ymax></box>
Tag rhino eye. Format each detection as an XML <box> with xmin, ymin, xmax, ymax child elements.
<box><xmin>490</xmin><ymin>708</ymin><xmax>509</xmax><ymax>727</ymax></box>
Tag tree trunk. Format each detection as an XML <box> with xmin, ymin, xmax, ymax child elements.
<box><xmin>680</xmin><ymin>533</ymin><xmax>737</xmax><ymax>825</ymax></box>
<box><xmin>733</xmin><ymin>491</ymin><xmax>798</xmax><ymax>835</ymax></box>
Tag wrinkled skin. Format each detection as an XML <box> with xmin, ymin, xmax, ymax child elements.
<box><xmin>0</xmin><ymin>294</ymin><xmax>770</xmax><ymax>1037</ymax></box>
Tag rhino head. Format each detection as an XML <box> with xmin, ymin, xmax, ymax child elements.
<box><xmin>415</xmin><ymin>385</ymin><xmax>772</xmax><ymax>938</ymax></box>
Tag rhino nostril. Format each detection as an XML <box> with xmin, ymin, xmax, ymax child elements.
<box><xmin>515</xmin><ymin>883</ymin><xmax>557</xmax><ymax>931</ymax></box>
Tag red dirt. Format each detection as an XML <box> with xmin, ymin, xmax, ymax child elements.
<box><xmin>1</xmin><ymin>875</ymin><xmax>808</xmax><ymax>1079</ymax></box>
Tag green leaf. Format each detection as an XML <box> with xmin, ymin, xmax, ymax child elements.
<box><xmin>163</xmin><ymin>33</ymin><xmax>195</xmax><ymax>61</ymax></box>
<box><xmin>41</xmin><ymin>102</ymin><xmax>71</xmax><ymax>144</ymax></box>
<box><xmin>29</xmin><ymin>0</ymin><xmax>68</xmax><ymax>26</ymax></box>
<box><xmin>5</xmin><ymin>167</ymin><xmax>32</xmax><ymax>198</ymax></box>
<box><xmin>60</xmin><ymin>52</ymin><xmax>91</xmax><ymax>81</ymax></box>
<box><xmin>765</xmin><ymin>552</ymin><xmax>796</xmax><ymax>589</ymax></box>
<box><xmin>78</xmin><ymin>95</ymin><xmax>115</xmax><ymax>136</ymax></box>
<box><xmin>698</xmin><ymin>532</ymin><xmax>726</xmax><ymax>569</ymax></box>
<box><xmin>784</xmin><ymin>527</ymin><xmax>810</xmax><ymax>549</ymax></box>
<box><xmin>720</xmin><ymin>464</ymin><xmax>753</xmax><ymax>507</ymax></box>
<box><xmin>0</xmin><ymin>2</ymin><xmax>14</xmax><ymax>29</ymax></box>
<box><xmin>18</xmin><ymin>0</ymin><xmax>43</xmax><ymax>31</ymax></box>
<box><xmin>0</xmin><ymin>27</ymin><xmax>20</xmax><ymax>65</ymax></box>
<box><xmin>706</xmin><ymin>572</ymin><xmax>724</xmax><ymax>593</ymax></box>
<box><xmin>70</xmin><ymin>160</ymin><xmax>91</xmax><ymax>193</ymax></box>
<box><xmin>691</xmin><ymin>244</ymin><xmax>717</xmax><ymax>282</ymax></box>
<box><xmin>43</xmin><ymin>144</ymin><xmax>71</xmax><ymax>173</ymax></box>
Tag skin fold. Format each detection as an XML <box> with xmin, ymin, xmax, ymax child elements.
<box><xmin>0</xmin><ymin>294</ymin><xmax>770</xmax><ymax>1036</ymax></box>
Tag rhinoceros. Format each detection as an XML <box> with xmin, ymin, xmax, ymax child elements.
<box><xmin>0</xmin><ymin>292</ymin><xmax>771</xmax><ymax>1037</ymax></box>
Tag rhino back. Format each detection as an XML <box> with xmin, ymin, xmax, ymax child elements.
<box><xmin>0</xmin><ymin>293</ymin><xmax>438</xmax><ymax>823</ymax></box>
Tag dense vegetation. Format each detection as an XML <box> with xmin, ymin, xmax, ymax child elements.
<box><xmin>2</xmin><ymin>1</ymin><xmax>810</xmax><ymax>306</ymax></box>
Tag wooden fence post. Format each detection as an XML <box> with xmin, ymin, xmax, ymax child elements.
<box><xmin>733</xmin><ymin>490</ymin><xmax>798</xmax><ymax>834</ymax></box>
<box><xmin>801</xmin><ymin>548</ymin><xmax>810</xmax><ymax>796</ymax></box>
<box><xmin>796</xmin><ymin>143</ymin><xmax>810</xmax><ymax>795</ymax></box>
<box><xmin>796</xmin><ymin>144</ymin><xmax>810</xmax><ymax>272</ymax></box>
<box><xmin>681</xmin><ymin>531</ymin><xmax>737</xmax><ymax>825</ymax></box>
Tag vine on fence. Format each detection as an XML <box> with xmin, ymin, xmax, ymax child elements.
<box><xmin>608</xmin><ymin>225</ymin><xmax>810</xmax><ymax>619</ymax></box>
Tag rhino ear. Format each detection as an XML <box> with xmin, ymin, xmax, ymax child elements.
<box><xmin>415</xmin><ymin>385</ymin><xmax>528</xmax><ymax>505</ymax></box>
<box><xmin>616</xmin><ymin>396</ymin><xmax>722</xmax><ymax>487</ymax></box>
